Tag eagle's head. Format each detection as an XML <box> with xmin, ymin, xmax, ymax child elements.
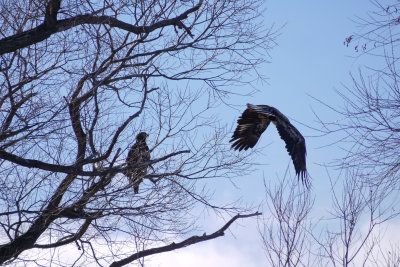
<box><xmin>136</xmin><ymin>132</ymin><xmax>148</xmax><ymax>141</ymax></box>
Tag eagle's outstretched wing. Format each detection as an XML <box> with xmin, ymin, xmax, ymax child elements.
<box><xmin>229</xmin><ymin>108</ymin><xmax>271</xmax><ymax>151</ymax></box>
<box><xmin>231</xmin><ymin>104</ymin><xmax>308</xmax><ymax>185</ymax></box>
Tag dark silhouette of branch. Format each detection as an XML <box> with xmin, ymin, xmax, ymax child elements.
<box><xmin>109</xmin><ymin>212</ymin><xmax>262</xmax><ymax>267</ymax></box>
<box><xmin>0</xmin><ymin>149</ymin><xmax>190</xmax><ymax>176</ymax></box>
<box><xmin>44</xmin><ymin>0</ymin><xmax>61</xmax><ymax>28</ymax></box>
<box><xmin>34</xmin><ymin>218</ymin><xmax>92</xmax><ymax>249</ymax></box>
<box><xmin>0</xmin><ymin>0</ymin><xmax>203</xmax><ymax>55</ymax></box>
<box><xmin>1</xmin><ymin>93</ymin><xmax>37</xmax><ymax>134</ymax></box>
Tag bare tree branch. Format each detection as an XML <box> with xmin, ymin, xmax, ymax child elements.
<box><xmin>0</xmin><ymin>149</ymin><xmax>190</xmax><ymax>176</ymax></box>
<box><xmin>109</xmin><ymin>212</ymin><xmax>261</xmax><ymax>267</ymax></box>
<box><xmin>0</xmin><ymin>0</ymin><xmax>203</xmax><ymax>55</ymax></box>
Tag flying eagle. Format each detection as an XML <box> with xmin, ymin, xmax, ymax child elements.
<box><xmin>125</xmin><ymin>132</ymin><xmax>150</xmax><ymax>193</ymax></box>
<box><xmin>230</xmin><ymin>104</ymin><xmax>308</xmax><ymax>185</ymax></box>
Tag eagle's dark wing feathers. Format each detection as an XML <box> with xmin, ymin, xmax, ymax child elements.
<box><xmin>230</xmin><ymin>109</ymin><xmax>270</xmax><ymax>151</ymax></box>
<box><xmin>232</xmin><ymin>104</ymin><xmax>308</xmax><ymax>186</ymax></box>
<box><xmin>127</xmin><ymin>143</ymin><xmax>150</xmax><ymax>168</ymax></box>
<box><xmin>274</xmin><ymin>118</ymin><xmax>307</xmax><ymax>184</ymax></box>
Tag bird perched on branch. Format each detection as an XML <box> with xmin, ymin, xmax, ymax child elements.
<box><xmin>125</xmin><ymin>132</ymin><xmax>150</xmax><ymax>193</ymax></box>
<box><xmin>230</xmin><ymin>104</ymin><xmax>308</xmax><ymax>186</ymax></box>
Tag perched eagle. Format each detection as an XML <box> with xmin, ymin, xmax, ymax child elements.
<box><xmin>230</xmin><ymin>104</ymin><xmax>308</xmax><ymax>185</ymax></box>
<box><xmin>125</xmin><ymin>132</ymin><xmax>150</xmax><ymax>193</ymax></box>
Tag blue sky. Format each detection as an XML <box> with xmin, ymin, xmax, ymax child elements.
<box><xmin>149</xmin><ymin>1</ymin><xmax>397</xmax><ymax>266</ymax></box>
<box><xmin>217</xmin><ymin>0</ymin><xmax>379</xmax><ymax>208</ymax></box>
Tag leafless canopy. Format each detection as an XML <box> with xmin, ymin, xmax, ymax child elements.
<box><xmin>260</xmin><ymin>175</ymin><xmax>313</xmax><ymax>267</ymax></box>
<box><xmin>0</xmin><ymin>0</ymin><xmax>274</xmax><ymax>265</ymax></box>
<box><xmin>333</xmin><ymin>0</ymin><xmax>400</xmax><ymax>185</ymax></box>
<box><xmin>309</xmin><ymin>1</ymin><xmax>400</xmax><ymax>266</ymax></box>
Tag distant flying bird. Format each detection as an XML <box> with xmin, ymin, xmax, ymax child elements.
<box><xmin>230</xmin><ymin>104</ymin><xmax>308</xmax><ymax>185</ymax></box>
<box><xmin>125</xmin><ymin>132</ymin><xmax>150</xmax><ymax>193</ymax></box>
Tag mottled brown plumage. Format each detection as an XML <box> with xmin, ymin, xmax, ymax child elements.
<box><xmin>230</xmin><ymin>104</ymin><xmax>308</xmax><ymax>186</ymax></box>
<box><xmin>125</xmin><ymin>132</ymin><xmax>150</xmax><ymax>193</ymax></box>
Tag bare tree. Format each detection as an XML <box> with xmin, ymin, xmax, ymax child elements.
<box><xmin>259</xmin><ymin>1</ymin><xmax>400</xmax><ymax>266</ymax></box>
<box><xmin>0</xmin><ymin>0</ymin><xmax>274</xmax><ymax>265</ymax></box>
<box><xmin>260</xmin><ymin>174</ymin><xmax>314</xmax><ymax>267</ymax></box>
<box><xmin>329</xmin><ymin>0</ymin><xmax>400</xmax><ymax>186</ymax></box>
<box><xmin>311</xmin><ymin>1</ymin><xmax>400</xmax><ymax>266</ymax></box>
<box><xmin>311</xmin><ymin>169</ymin><xmax>399</xmax><ymax>267</ymax></box>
